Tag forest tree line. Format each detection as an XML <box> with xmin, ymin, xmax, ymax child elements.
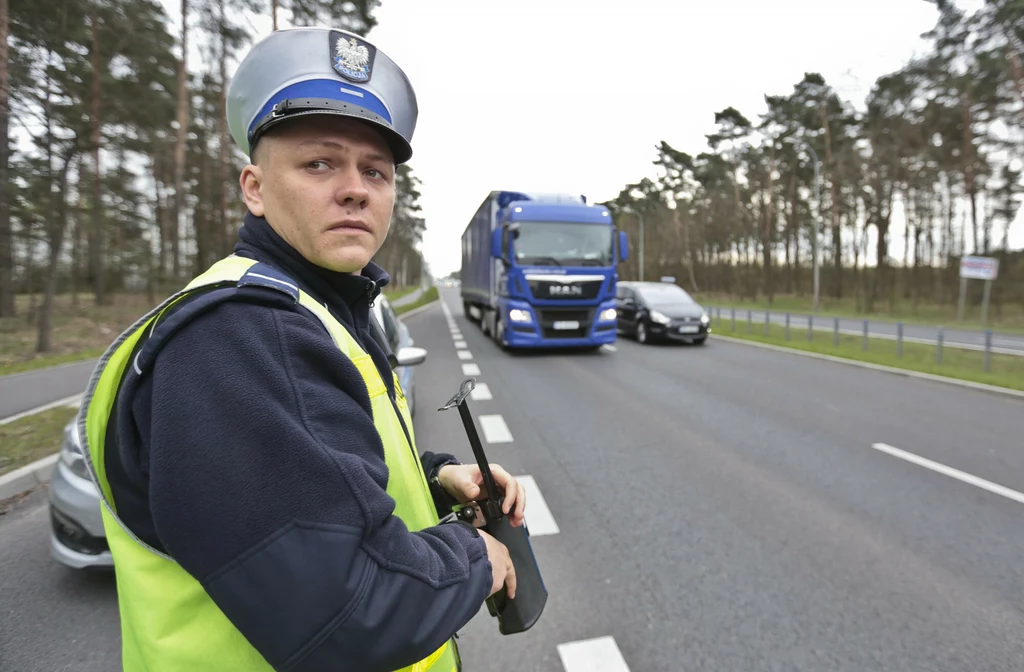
<box><xmin>0</xmin><ymin>0</ymin><xmax>429</xmax><ymax>353</ymax></box>
<box><xmin>604</xmin><ymin>0</ymin><xmax>1024</xmax><ymax>316</ymax></box>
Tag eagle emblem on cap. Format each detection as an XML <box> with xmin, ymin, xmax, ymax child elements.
<box><xmin>332</xmin><ymin>35</ymin><xmax>374</xmax><ymax>83</ymax></box>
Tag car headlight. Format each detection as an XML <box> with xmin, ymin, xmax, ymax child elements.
<box><xmin>59</xmin><ymin>422</ymin><xmax>90</xmax><ymax>480</ymax></box>
<box><xmin>649</xmin><ymin>310</ymin><xmax>671</xmax><ymax>325</ymax></box>
<box><xmin>599</xmin><ymin>308</ymin><xmax>617</xmax><ymax>321</ymax></box>
<box><xmin>508</xmin><ymin>309</ymin><xmax>532</xmax><ymax>323</ymax></box>
<box><xmin>700</xmin><ymin>313</ymin><xmax>710</xmax><ymax>324</ymax></box>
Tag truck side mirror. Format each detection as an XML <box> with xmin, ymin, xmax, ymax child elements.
<box><xmin>618</xmin><ymin>231</ymin><xmax>629</xmax><ymax>263</ymax></box>
<box><xmin>492</xmin><ymin>225</ymin><xmax>517</xmax><ymax>266</ymax></box>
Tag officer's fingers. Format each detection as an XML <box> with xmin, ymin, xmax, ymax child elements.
<box><xmin>489</xmin><ymin>465</ymin><xmax>517</xmax><ymax>513</ymax></box>
<box><xmin>505</xmin><ymin>552</ymin><xmax>517</xmax><ymax>600</ymax></box>
<box><xmin>513</xmin><ymin>480</ymin><xmax>526</xmax><ymax>525</ymax></box>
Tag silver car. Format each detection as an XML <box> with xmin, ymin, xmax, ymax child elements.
<box><xmin>49</xmin><ymin>294</ymin><xmax>428</xmax><ymax>570</ymax></box>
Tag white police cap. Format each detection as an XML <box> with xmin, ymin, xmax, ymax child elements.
<box><xmin>226</xmin><ymin>27</ymin><xmax>418</xmax><ymax>164</ymax></box>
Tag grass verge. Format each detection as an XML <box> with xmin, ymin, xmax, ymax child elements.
<box><xmin>3</xmin><ymin>285</ymin><xmax>439</xmax><ymax>377</ymax></box>
<box><xmin>696</xmin><ymin>292</ymin><xmax>1024</xmax><ymax>335</ymax></box>
<box><xmin>2</xmin><ymin>293</ymin><xmax>162</xmax><ymax>377</ymax></box>
<box><xmin>0</xmin><ymin>405</ymin><xmax>80</xmax><ymax>477</ymax></box>
<box><xmin>383</xmin><ymin>285</ymin><xmax>418</xmax><ymax>301</ymax></box>
<box><xmin>394</xmin><ymin>287</ymin><xmax>439</xmax><ymax>316</ymax></box>
<box><xmin>711</xmin><ymin>318</ymin><xmax>1024</xmax><ymax>392</ymax></box>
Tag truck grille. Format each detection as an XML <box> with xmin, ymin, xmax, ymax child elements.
<box><xmin>528</xmin><ymin>278</ymin><xmax>604</xmax><ymax>300</ymax></box>
<box><xmin>537</xmin><ymin>308</ymin><xmax>594</xmax><ymax>339</ymax></box>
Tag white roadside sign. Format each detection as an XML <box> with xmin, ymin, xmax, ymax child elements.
<box><xmin>960</xmin><ymin>256</ymin><xmax>999</xmax><ymax>281</ymax></box>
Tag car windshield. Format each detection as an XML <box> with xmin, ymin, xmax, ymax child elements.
<box><xmin>513</xmin><ymin>221</ymin><xmax>614</xmax><ymax>267</ymax></box>
<box><xmin>636</xmin><ymin>284</ymin><xmax>695</xmax><ymax>306</ymax></box>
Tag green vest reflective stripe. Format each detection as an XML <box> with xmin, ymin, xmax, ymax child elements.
<box><xmin>80</xmin><ymin>254</ymin><xmax>461</xmax><ymax>672</ymax></box>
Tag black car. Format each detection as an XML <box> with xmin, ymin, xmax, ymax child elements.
<box><xmin>615</xmin><ymin>281</ymin><xmax>710</xmax><ymax>345</ymax></box>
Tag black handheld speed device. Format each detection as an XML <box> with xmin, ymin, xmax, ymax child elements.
<box><xmin>439</xmin><ymin>377</ymin><xmax>548</xmax><ymax>635</ymax></box>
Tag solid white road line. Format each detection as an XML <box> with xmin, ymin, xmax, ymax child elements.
<box><xmin>872</xmin><ymin>442</ymin><xmax>1024</xmax><ymax>506</ymax></box>
<box><xmin>462</xmin><ymin>363</ymin><xmax>481</xmax><ymax>376</ymax></box>
<box><xmin>470</xmin><ymin>383</ymin><xmax>492</xmax><ymax>401</ymax></box>
<box><xmin>457</xmin><ymin>350</ymin><xmax>473</xmax><ymax>360</ymax></box>
<box><xmin>478</xmin><ymin>414</ymin><xmax>513</xmax><ymax>443</ymax></box>
<box><xmin>517</xmin><ymin>475</ymin><xmax>560</xmax><ymax>536</ymax></box>
<box><xmin>454</xmin><ymin>341</ymin><xmax>467</xmax><ymax>349</ymax></box>
<box><xmin>0</xmin><ymin>393</ymin><xmax>83</xmax><ymax>426</ymax></box>
<box><xmin>601</xmin><ymin>344</ymin><xmax>617</xmax><ymax>352</ymax></box>
<box><xmin>557</xmin><ymin>636</ymin><xmax>631</xmax><ymax>672</ymax></box>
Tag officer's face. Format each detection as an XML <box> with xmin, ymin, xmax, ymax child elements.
<box><xmin>240</xmin><ymin>116</ymin><xmax>396</xmax><ymax>274</ymax></box>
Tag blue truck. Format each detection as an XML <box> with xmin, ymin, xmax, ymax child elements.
<box><xmin>459</xmin><ymin>190</ymin><xmax>628</xmax><ymax>350</ymax></box>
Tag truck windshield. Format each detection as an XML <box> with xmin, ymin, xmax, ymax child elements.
<box><xmin>513</xmin><ymin>221</ymin><xmax>614</xmax><ymax>266</ymax></box>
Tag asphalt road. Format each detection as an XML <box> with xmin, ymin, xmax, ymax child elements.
<box><xmin>2</xmin><ymin>289</ymin><xmax>1024</xmax><ymax>671</ymax></box>
<box><xmin>709</xmin><ymin>307</ymin><xmax>1024</xmax><ymax>356</ymax></box>
<box><xmin>0</xmin><ymin>360</ymin><xmax>96</xmax><ymax>421</ymax></box>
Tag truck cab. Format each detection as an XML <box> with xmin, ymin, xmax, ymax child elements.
<box><xmin>460</xmin><ymin>191</ymin><xmax>628</xmax><ymax>350</ymax></box>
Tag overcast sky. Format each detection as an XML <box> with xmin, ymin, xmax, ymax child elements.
<box><xmin>172</xmin><ymin>0</ymin><xmax>1018</xmax><ymax>277</ymax></box>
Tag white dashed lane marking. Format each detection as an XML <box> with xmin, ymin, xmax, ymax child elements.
<box><xmin>557</xmin><ymin>636</ymin><xmax>631</xmax><ymax>672</ymax></box>
<box><xmin>872</xmin><ymin>442</ymin><xmax>1024</xmax><ymax>505</ymax></box>
<box><xmin>469</xmin><ymin>383</ymin><xmax>492</xmax><ymax>401</ymax></box>
<box><xmin>478</xmin><ymin>414</ymin><xmax>513</xmax><ymax>443</ymax></box>
<box><xmin>517</xmin><ymin>475</ymin><xmax>559</xmax><ymax>536</ymax></box>
<box><xmin>442</xmin><ymin>296</ymin><xmax>597</xmax><ymax>669</ymax></box>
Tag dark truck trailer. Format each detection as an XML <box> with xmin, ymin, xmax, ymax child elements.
<box><xmin>459</xmin><ymin>190</ymin><xmax>628</xmax><ymax>350</ymax></box>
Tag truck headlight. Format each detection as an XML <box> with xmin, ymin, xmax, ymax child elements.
<box><xmin>59</xmin><ymin>422</ymin><xmax>90</xmax><ymax>480</ymax></box>
<box><xmin>599</xmin><ymin>308</ymin><xmax>617</xmax><ymax>321</ymax></box>
<box><xmin>649</xmin><ymin>310</ymin><xmax>671</xmax><ymax>325</ymax></box>
<box><xmin>508</xmin><ymin>309</ymin><xmax>532</xmax><ymax>324</ymax></box>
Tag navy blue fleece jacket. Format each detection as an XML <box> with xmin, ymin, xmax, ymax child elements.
<box><xmin>104</xmin><ymin>213</ymin><xmax>492</xmax><ymax>671</ymax></box>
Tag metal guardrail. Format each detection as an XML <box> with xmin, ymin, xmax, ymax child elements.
<box><xmin>707</xmin><ymin>306</ymin><xmax>1023</xmax><ymax>372</ymax></box>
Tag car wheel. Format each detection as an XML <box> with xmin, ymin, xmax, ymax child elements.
<box><xmin>694</xmin><ymin>337</ymin><xmax>707</xmax><ymax>346</ymax></box>
<box><xmin>636</xmin><ymin>321</ymin><xmax>648</xmax><ymax>344</ymax></box>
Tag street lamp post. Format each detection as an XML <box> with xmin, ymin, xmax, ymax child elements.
<box><xmin>784</xmin><ymin>137</ymin><xmax>821</xmax><ymax>312</ymax></box>
<box><xmin>620</xmin><ymin>206</ymin><xmax>645</xmax><ymax>282</ymax></box>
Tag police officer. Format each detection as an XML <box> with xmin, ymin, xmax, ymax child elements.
<box><xmin>79</xmin><ymin>26</ymin><xmax>524</xmax><ymax>672</ymax></box>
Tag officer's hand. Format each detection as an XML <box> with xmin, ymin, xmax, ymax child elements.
<box><xmin>479</xmin><ymin>529</ymin><xmax>517</xmax><ymax>600</ymax></box>
<box><xmin>437</xmin><ymin>463</ymin><xmax>526</xmax><ymax>527</ymax></box>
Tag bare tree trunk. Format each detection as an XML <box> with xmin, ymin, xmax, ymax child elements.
<box><xmin>24</xmin><ymin>216</ymin><xmax>37</xmax><ymax>324</ymax></box>
<box><xmin>88</xmin><ymin>14</ymin><xmax>107</xmax><ymax>306</ymax></box>
<box><xmin>0</xmin><ymin>0</ymin><xmax>13</xmax><ymax>318</ymax></box>
<box><xmin>903</xmin><ymin>188</ymin><xmax>912</xmax><ymax>301</ymax></box>
<box><xmin>38</xmin><ymin>154</ymin><xmax>75</xmax><ymax>353</ymax></box>
<box><xmin>172</xmin><ymin>0</ymin><xmax>190</xmax><ymax>279</ymax></box>
<box><xmin>70</xmin><ymin>216</ymin><xmax>79</xmax><ymax>308</ymax></box>
<box><xmin>763</xmin><ymin>142</ymin><xmax>775</xmax><ymax>303</ymax></box>
<box><xmin>71</xmin><ymin>156</ymin><xmax>85</xmax><ymax>308</ymax></box>
<box><xmin>962</xmin><ymin>90</ymin><xmax>980</xmax><ymax>255</ymax></box>
<box><xmin>271</xmin><ymin>0</ymin><xmax>278</xmax><ymax>30</ymax></box>
<box><xmin>819</xmin><ymin>101</ymin><xmax>842</xmax><ymax>299</ymax></box>
<box><xmin>37</xmin><ymin>47</ymin><xmax>56</xmax><ymax>351</ymax></box>
<box><xmin>196</xmin><ymin>126</ymin><xmax>211</xmax><ymax>273</ymax></box>
<box><xmin>676</xmin><ymin>207</ymin><xmax>699</xmax><ymax>293</ymax></box>
<box><xmin>218</xmin><ymin>0</ymin><xmax>230</xmax><ymax>262</ymax></box>
<box><xmin>852</xmin><ymin>197</ymin><xmax>862</xmax><ymax>311</ymax></box>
